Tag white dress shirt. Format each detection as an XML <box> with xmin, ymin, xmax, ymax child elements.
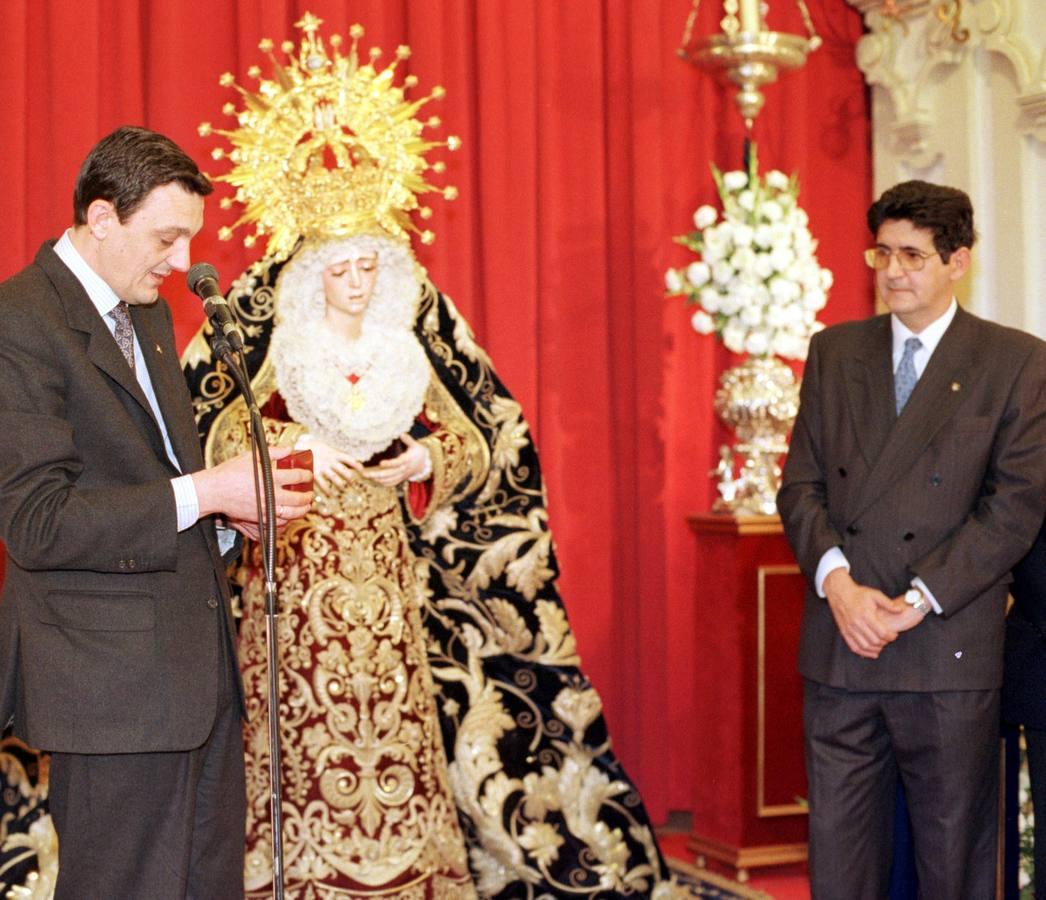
<box><xmin>814</xmin><ymin>300</ymin><xmax>959</xmax><ymax>613</ymax></box>
<box><xmin>53</xmin><ymin>231</ymin><xmax>201</xmax><ymax>531</ymax></box>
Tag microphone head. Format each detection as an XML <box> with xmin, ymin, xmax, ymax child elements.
<box><xmin>186</xmin><ymin>262</ymin><xmax>219</xmax><ymax>295</ymax></box>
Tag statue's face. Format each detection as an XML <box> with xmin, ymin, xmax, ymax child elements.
<box><xmin>322</xmin><ymin>253</ymin><xmax>378</xmax><ymax>318</ymax></box>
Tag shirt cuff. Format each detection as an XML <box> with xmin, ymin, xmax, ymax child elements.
<box><xmin>171</xmin><ymin>475</ymin><xmax>200</xmax><ymax>532</ymax></box>
<box><xmin>815</xmin><ymin>547</ymin><xmax>850</xmax><ymax>598</ymax></box>
<box><xmin>911</xmin><ymin>576</ymin><xmax>943</xmax><ymax>615</ymax></box>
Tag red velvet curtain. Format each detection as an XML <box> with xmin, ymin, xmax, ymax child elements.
<box><xmin>0</xmin><ymin>0</ymin><xmax>872</xmax><ymax>821</ymax></box>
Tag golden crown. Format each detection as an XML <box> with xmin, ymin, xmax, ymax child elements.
<box><xmin>199</xmin><ymin>13</ymin><xmax>460</xmax><ymax>261</ymax></box>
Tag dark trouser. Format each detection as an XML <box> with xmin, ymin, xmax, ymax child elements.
<box><xmin>804</xmin><ymin>681</ymin><xmax>999</xmax><ymax>900</ymax></box>
<box><xmin>48</xmin><ymin>632</ymin><xmax>245</xmax><ymax>900</ymax></box>
<box><xmin>1027</xmin><ymin>726</ymin><xmax>1046</xmax><ymax>900</ymax></box>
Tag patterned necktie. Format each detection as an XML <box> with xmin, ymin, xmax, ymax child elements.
<box><xmin>108</xmin><ymin>302</ymin><xmax>136</xmax><ymax>373</ymax></box>
<box><xmin>894</xmin><ymin>336</ymin><xmax>922</xmax><ymax>414</ymax></box>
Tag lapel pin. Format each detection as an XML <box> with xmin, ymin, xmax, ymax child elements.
<box><xmin>954</xmin><ymin>651</ymin><xmax>962</xmax><ymax>659</ymax></box>
<box><xmin>950</xmin><ymin>381</ymin><xmax>960</xmax><ymax>392</ymax></box>
<box><xmin>155</xmin><ymin>344</ymin><xmax>163</xmax><ymax>354</ymax></box>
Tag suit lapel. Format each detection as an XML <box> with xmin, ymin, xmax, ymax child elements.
<box><xmin>842</xmin><ymin>316</ymin><xmax>895</xmax><ymax>469</ymax></box>
<box><xmin>35</xmin><ymin>243</ymin><xmax>191</xmax><ymax>472</ymax></box>
<box><xmin>132</xmin><ymin>304</ymin><xmax>204</xmax><ymax>474</ymax></box>
<box><xmin>850</xmin><ymin>307</ymin><xmax>976</xmax><ymax>519</ymax></box>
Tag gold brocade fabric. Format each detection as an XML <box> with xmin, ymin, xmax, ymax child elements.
<box><xmin>238</xmin><ymin>392</ymin><xmax>478</xmax><ymax>899</ymax></box>
<box><xmin>185</xmin><ymin>260</ymin><xmax>695</xmax><ymax>899</ymax></box>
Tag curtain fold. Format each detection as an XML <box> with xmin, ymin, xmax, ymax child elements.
<box><xmin>0</xmin><ymin>0</ymin><xmax>872</xmax><ymax>821</ymax></box>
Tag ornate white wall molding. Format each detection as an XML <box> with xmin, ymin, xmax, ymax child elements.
<box><xmin>846</xmin><ymin>0</ymin><xmax>1045</xmax><ymax>336</ymax></box>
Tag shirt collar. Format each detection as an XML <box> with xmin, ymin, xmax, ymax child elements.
<box><xmin>891</xmin><ymin>298</ymin><xmax>957</xmax><ymax>358</ymax></box>
<box><xmin>53</xmin><ymin>230</ymin><xmax>124</xmax><ymax>319</ymax></box>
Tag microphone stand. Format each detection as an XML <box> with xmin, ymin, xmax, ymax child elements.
<box><xmin>208</xmin><ymin>331</ymin><xmax>287</xmax><ymax>900</ymax></box>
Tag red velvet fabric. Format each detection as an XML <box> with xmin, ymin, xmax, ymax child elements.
<box><xmin>0</xmin><ymin>0</ymin><xmax>873</xmax><ymax>820</ymax></box>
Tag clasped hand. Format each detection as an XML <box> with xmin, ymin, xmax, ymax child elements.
<box><xmin>823</xmin><ymin>569</ymin><xmax>927</xmax><ymax>660</ymax></box>
<box><xmin>298</xmin><ymin>433</ymin><xmax>430</xmax><ymax>491</ymax></box>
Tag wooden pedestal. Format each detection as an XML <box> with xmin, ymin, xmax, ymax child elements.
<box><xmin>685</xmin><ymin>513</ymin><xmax>808</xmax><ymax>883</ymax></box>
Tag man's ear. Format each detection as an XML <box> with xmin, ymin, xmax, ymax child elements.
<box><xmin>948</xmin><ymin>246</ymin><xmax>971</xmax><ymax>282</ymax></box>
<box><xmin>85</xmin><ymin>199</ymin><xmax>118</xmax><ymax>240</ymax></box>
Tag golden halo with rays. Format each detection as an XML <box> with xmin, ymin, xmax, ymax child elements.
<box><xmin>199</xmin><ymin>13</ymin><xmax>460</xmax><ymax>262</ymax></box>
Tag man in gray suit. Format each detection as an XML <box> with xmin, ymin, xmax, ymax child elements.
<box><xmin>0</xmin><ymin>127</ymin><xmax>312</xmax><ymax>898</ymax></box>
<box><xmin>778</xmin><ymin>180</ymin><xmax>1046</xmax><ymax>899</ymax></box>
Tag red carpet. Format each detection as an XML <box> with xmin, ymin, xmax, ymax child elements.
<box><xmin>659</xmin><ymin>831</ymin><xmax>810</xmax><ymax>900</ymax></box>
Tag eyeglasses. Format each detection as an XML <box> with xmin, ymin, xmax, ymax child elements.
<box><xmin>863</xmin><ymin>246</ymin><xmax>940</xmax><ymax>272</ymax></box>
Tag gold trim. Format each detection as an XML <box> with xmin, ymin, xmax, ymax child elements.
<box><xmin>666</xmin><ymin>856</ymin><xmax>772</xmax><ymax>899</ymax></box>
<box><xmin>686</xmin><ymin>832</ymin><xmax>808</xmax><ymax>870</ymax></box>
<box><xmin>756</xmin><ymin>564</ymin><xmax>808</xmax><ymax>818</ymax></box>
<box><xmin>687</xmin><ymin>513</ymin><xmax>783</xmax><ymax>536</ymax></box>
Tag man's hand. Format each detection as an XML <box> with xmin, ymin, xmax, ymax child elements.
<box><xmin>352</xmin><ymin>434</ymin><xmax>430</xmax><ymax>488</ymax></box>
<box><xmin>193</xmin><ymin>446</ymin><xmax>313</xmax><ymax>525</ymax></box>
<box><xmin>822</xmin><ymin>568</ymin><xmax>899</xmax><ymax>659</ymax></box>
<box><xmin>875</xmin><ymin>594</ymin><xmax>929</xmax><ymax>634</ymax></box>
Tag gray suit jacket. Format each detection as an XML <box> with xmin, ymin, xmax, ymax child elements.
<box><xmin>778</xmin><ymin>307</ymin><xmax>1046</xmax><ymax>691</ymax></box>
<box><xmin>0</xmin><ymin>242</ymin><xmax>241</xmax><ymax>754</ymax></box>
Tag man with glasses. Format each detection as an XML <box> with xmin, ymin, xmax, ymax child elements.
<box><xmin>778</xmin><ymin>180</ymin><xmax>1046</xmax><ymax>898</ymax></box>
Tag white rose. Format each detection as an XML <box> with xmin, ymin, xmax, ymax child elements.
<box><xmin>722</xmin><ymin>170</ymin><xmax>748</xmax><ymax>192</ymax></box>
<box><xmin>770</xmin><ymin>245</ymin><xmax>795</xmax><ymax>272</ymax></box>
<box><xmin>794</xmin><ymin>208</ymin><xmax>809</xmax><ymax>227</ymax></box>
<box><xmin>686</xmin><ymin>261</ymin><xmax>711</xmax><ymax>287</ymax></box>
<box><xmin>803</xmin><ymin>287</ymin><xmax>827</xmax><ymax>311</ymax></box>
<box><xmin>665</xmin><ymin>269</ymin><xmax>684</xmax><ymax>293</ymax></box>
<box><xmin>793</xmin><ymin>228</ymin><xmax>813</xmax><ymax>254</ymax></box>
<box><xmin>754</xmin><ymin>224</ymin><xmax>774</xmax><ymax>248</ymax></box>
<box><xmin>766</xmin><ymin>303</ymin><xmax>790</xmax><ymax>327</ymax></box>
<box><xmin>730</xmin><ymin>247</ymin><xmax>757</xmax><ymax>273</ymax></box>
<box><xmin>732</xmin><ymin>224</ymin><xmax>755</xmax><ymax>247</ymax></box>
<box><xmin>766</xmin><ymin>170</ymin><xmax>789</xmax><ymax>191</ymax></box>
<box><xmin>740</xmin><ymin>304</ymin><xmax>763</xmax><ymax>327</ymax></box>
<box><xmin>722</xmin><ymin>322</ymin><xmax>747</xmax><ymax>354</ymax></box>
<box><xmin>702</xmin><ymin>226</ymin><xmax>729</xmax><ymax>262</ymax></box>
<box><xmin>738</xmin><ymin>190</ymin><xmax>755</xmax><ymax>211</ymax></box>
<box><xmin>699</xmin><ymin>287</ymin><xmax>721</xmax><ymax>313</ymax></box>
<box><xmin>691</xmin><ymin>310</ymin><xmax>716</xmax><ymax>335</ymax></box>
<box><xmin>770</xmin><ymin>223</ymin><xmax>791</xmax><ymax>246</ymax></box>
<box><xmin>693</xmin><ymin>205</ymin><xmax>718</xmax><ymax>229</ymax></box>
<box><xmin>719</xmin><ymin>292</ymin><xmax>742</xmax><ymax>316</ymax></box>
<box><xmin>712</xmin><ymin>260</ymin><xmax>735</xmax><ymax>286</ymax></box>
<box><xmin>754</xmin><ymin>253</ymin><xmax>775</xmax><ymax>280</ymax></box>
<box><xmin>820</xmin><ymin>268</ymin><xmax>834</xmax><ymax>290</ymax></box>
<box><xmin>762</xmin><ymin>200</ymin><xmax>784</xmax><ymax>222</ymax></box>
<box><xmin>772</xmin><ymin>331</ymin><xmax>804</xmax><ymax>360</ymax></box>
<box><xmin>745</xmin><ymin>329</ymin><xmax>771</xmax><ymax>356</ymax></box>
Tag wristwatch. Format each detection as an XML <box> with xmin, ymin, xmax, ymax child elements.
<box><xmin>903</xmin><ymin>586</ymin><xmax>932</xmax><ymax>616</ymax></box>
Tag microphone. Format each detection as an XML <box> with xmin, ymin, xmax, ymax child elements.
<box><xmin>186</xmin><ymin>262</ymin><xmax>244</xmax><ymax>351</ymax></box>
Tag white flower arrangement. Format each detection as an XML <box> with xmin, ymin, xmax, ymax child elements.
<box><xmin>665</xmin><ymin>147</ymin><xmax>832</xmax><ymax>361</ymax></box>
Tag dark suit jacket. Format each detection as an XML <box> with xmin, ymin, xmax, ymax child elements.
<box><xmin>0</xmin><ymin>242</ymin><xmax>241</xmax><ymax>754</ymax></box>
<box><xmin>778</xmin><ymin>307</ymin><xmax>1046</xmax><ymax>692</ymax></box>
<box><xmin>1002</xmin><ymin>518</ymin><xmax>1046</xmax><ymax>729</ymax></box>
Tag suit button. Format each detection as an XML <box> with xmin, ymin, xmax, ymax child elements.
<box><xmin>902</xmin><ymin>532</ymin><xmax>915</xmax><ymax>541</ymax></box>
<box><xmin>118</xmin><ymin>560</ymin><xmax>127</xmax><ymax>570</ymax></box>
<box><xmin>128</xmin><ymin>559</ymin><xmax>137</xmax><ymax>569</ymax></box>
<box><xmin>846</xmin><ymin>525</ymin><xmax>860</xmax><ymax>536</ymax></box>
<box><xmin>207</xmin><ymin>597</ymin><xmax>219</xmax><ymax>609</ymax></box>
<box><xmin>930</xmin><ymin>474</ymin><xmax>942</xmax><ymax>486</ymax></box>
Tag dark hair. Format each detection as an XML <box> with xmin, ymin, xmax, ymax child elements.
<box><xmin>73</xmin><ymin>126</ymin><xmax>213</xmax><ymax>225</ymax></box>
<box><xmin>866</xmin><ymin>180</ymin><xmax>975</xmax><ymax>261</ymax></box>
